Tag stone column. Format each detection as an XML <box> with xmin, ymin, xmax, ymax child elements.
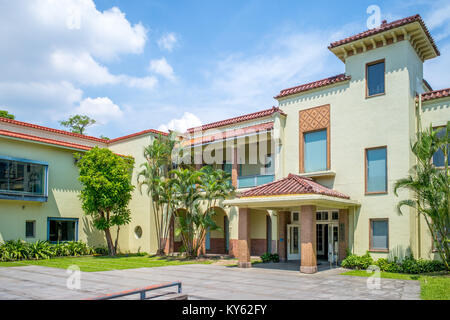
<box><xmin>277</xmin><ymin>211</ymin><xmax>290</xmax><ymax>261</ymax></box>
<box><xmin>300</xmin><ymin>205</ymin><xmax>317</xmax><ymax>274</ymax></box>
<box><xmin>338</xmin><ymin>209</ymin><xmax>349</xmax><ymax>262</ymax></box>
<box><xmin>231</xmin><ymin>146</ymin><xmax>238</xmax><ymax>188</ymax></box>
<box><xmin>238</xmin><ymin>208</ymin><xmax>251</xmax><ymax>268</ymax></box>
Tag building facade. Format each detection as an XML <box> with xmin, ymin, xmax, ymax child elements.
<box><xmin>1</xmin><ymin>14</ymin><xmax>449</xmax><ymax>273</ymax></box>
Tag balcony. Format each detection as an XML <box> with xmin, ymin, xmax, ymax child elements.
<box><xmin>237</xmin><ymin>174</ymin><xmax>275</xmax><ymax>189</ymax></box>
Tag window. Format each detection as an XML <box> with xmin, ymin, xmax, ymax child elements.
<box><xmin>365</xmin><ymin>147</ymin><xmax>387</xmax><ymax>194</ymax></box>
<box><xmin>48</xmin><ymin>218</ymin><xmax>78</xmax><ymax>242</ymax></box>
<box><xmin>304</xmin><ymin>129</ymin><xmax>327</xmax><ymax>172</ymax></box>
<box><xmin>370</xmin><ymin>219</ymin><xmax>389</xmax><ymax>251</ymax></box>
<box><xmin>26</xmin><ymin>221</ymin><xmax>35</xmax><ymax>238</ymax></box>
<box><xmin>0</xmin><ymin>157</ymin><xmax>47</xmax><ymax>201</ymax></box>
<box><xmin>316</xmin><ymin>211</ymin><xmax>329</xmax><ymax>221</ymax></box>
<box><xmin>432</xmin><ymin>127</ymin><xmax>448</xmax><ymax>168</ymax></box>
<box><xmin>292</xmin><ymin>212</ymin><xmax>299</xmax><ymax>222</ymax></box>
<box><xmin>366</xmin><ymin>60</ymin><xmax>385</xmax><ymax>97</ymax></box>
<box><xmin>332</xmin><ymin>211</ymin><xmax>339</xmax><ymax>221</ymax></box>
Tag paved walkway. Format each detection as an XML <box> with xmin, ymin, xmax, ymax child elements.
<box><xmin>0</xmin><ymin>264</ymin><xmax>420</xmax><ymax>300</ymax></box>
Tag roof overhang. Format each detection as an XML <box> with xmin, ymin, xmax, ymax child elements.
<box><xmin>223</xmin><ymin>193</ymin><xmax>360</xmax><ymax>210</ymax></box>
<box><xmin>329</xmin><ymin>17</ymin><xmax>439</xmax><ymax>62</ymax></box>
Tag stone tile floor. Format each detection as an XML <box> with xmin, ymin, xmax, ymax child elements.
<box><xmin>0</xmin><ymin>263</ymin><xmax>420</xmax><ymax>300</ymax></box>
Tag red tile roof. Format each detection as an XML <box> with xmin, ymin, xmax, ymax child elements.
<box><xmin>0</xmin><ymin>117</ymin><xmax>108</xmax><ymax>143</ymax></box>
<box><xmin>274</xmin><ymin>74</ymin><xmax>351</xmax><ymax>99</ymax></box>
<box><xmin>0</xmin><ymin>116</ymin><xmax>167</xmax><ymax>144</ymax></box>
<box><xmin>0</xmin><ymin>129</ymin><xmax>92</xmax><ymax>151</ymax></box>
<box><xmin>187</xmin><ymin>107</ymin><xmax>285</xmax><ymax>133</ymax></box>
<box><xmin>108</xmin><ymin>129</ymin><xmax>168</xmax><ymax>143</ymax></box>
<box><xmin>328</xmin><ymin>14</ymin><xmax>440</xmax><ymax>56</ymax></box>
<box><xmin>185</xmin><ymin>122</ymin><xmax>274</xmax><ymax>146</ymax></box>
<box><xmin>421</xmin><ymin>88</ymin><xmax>450</xmax><ymax>102</ymax></box>
<box><xmin>239</xmin><ymin>173</ymin><xmax>350</xmax><ymax>199</ymax></box>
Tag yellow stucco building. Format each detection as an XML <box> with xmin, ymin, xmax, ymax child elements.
<box><xmin>1</xmin><ymin>14</ymin><xmax>449</xmax><ymax>273</ymax></box>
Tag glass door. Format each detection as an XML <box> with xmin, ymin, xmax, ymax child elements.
<box><xmin>327</xmin><ymin>224</ymin><xmax>339</xmax><ymax>263</ymax></box>
<box><xmin>287</xmin><ymin>224</ymin><xmax>301</xmax><ymax>260</ymax></box>
<box><xmin>316</xmin><ymin>224</ymin><xmax>325</xmax><ymax>256</ymax></box>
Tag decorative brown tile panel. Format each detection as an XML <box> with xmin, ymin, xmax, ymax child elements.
<box><xmin>299</xmin><ymin>104</ymin><xmax>331</xmax><ymax>173</ymax></box>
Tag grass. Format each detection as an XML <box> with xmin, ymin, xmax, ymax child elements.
<box><xmin>0</xmin><ymin>254</ymin><xmax>214</xmax><ymax>272</ymax></box>
<box><xmin>341</xmin><ymin>269</ymin><xmax>450</xmax><ymax>300</ymax></box>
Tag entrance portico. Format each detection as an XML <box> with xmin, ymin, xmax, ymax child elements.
<box><xmin>223</xmin><ymin>174</ymin><xmax>359</xmax><ymax>273</ymax></box>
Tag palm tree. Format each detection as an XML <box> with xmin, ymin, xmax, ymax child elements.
<box><xmin>170</xmin><ymin>166</ymin><xmax>234</xmax><ymax>258</ymax></box>
<box><xmin>137</xmin><ymin>133</ymin><xmax>177</xmax><ymax>255</ymax></box>
<box><xmin>394</xmin><ymin>122</ymin><xmax>449</xmax><ymax>270</ymax></box>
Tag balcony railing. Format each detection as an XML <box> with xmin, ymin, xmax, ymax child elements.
<box><xmin>238</xmin><ymin>174</ymin><xmax>275</xmax><ymax>189</ymax></box>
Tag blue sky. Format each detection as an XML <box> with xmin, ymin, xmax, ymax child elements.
<box><xmin>0</xmin><ymin>0</ymin><xmax>449</xmax><ymax>138</ymax></box>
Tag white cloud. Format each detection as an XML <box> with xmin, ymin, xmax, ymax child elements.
<box><xmin>50</xmin><ymin>50</ymin><xmax>117</xmax><ymax>85</ymax></box>
<box><xmin>158</xmin><ymin>112</ymin><xmax>202</xmax><ymax>133</ymax></box>
<box><xmin>0</xmin><ymin>81</ymin><xmax>83</xmax><ymax>122</ymax></box>
<box><xmin>149</xmin><ymin>58</ymin><xmax>176</xmax><ymax>81</ymax></box>
<box><xmin>0</xmin><ymin>0</ymin><xmax>154</xmax><ymax>125</ymax></box>
<box><xmin>207</xmin><ymin>32</ymin><xmax>338</xmax><ymax>108</ymax></box>
<box><xmin>120</xmin><ymin>75</ymin><xmax>158</xmax><ymax>89</ymax></box>
<box><xmin>74</xmin><ymin>97</ymin><xmax>123</xmax><ymax>124</ymax></box>
<box><xmin>157</xmin><ymin>33</ymin><xmax>178</xmax><ymax>52</ymax></box>
<box><xmin>26</xmin><ymin>0</ymin><xmax>147</xmax><ymax>61</ymax></box>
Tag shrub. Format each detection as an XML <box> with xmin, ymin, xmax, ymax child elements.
<box><xmin>261</xmin><ymin>253</ymin><xmax>272</xmax><ymax>263</ymax></box>
<box><xmin>271</xmin><ymin>253</ymin><xmax>280</xmax><ymax>262</ymax></box>
<box><xmin>260</xmin><ymin>253</ymin><xmax>280</xmax><ymax>263</ymax></box>
<box><xmin>0</xmin><ymin>240</ymin><xmax>29</xmax><ymax>261</ymax></box>
<box><xmin>0</xmin><ymin>240</ymin><xmax>97</xmax><ymax>261</ymax></box>
<box><xmin>27</xmin><ymin>240</ymin><xmax>53</xmax><ymax>260</ymax></box>
<box><xmin>341</xmin><ymin>252</ymin><xmax>446</xmax><ymax>274</ymax></box>
<box><xmin>341</xmin><ymin>251</ymin><xmax>374</xmax><ymax>270</ymax></box>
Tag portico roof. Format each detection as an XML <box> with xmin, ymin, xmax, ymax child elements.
<box><xmin>240</xmin><ymin>174</ymin><xmax>349</xmax><ymax>199</ymax></box>
<box><xmin>224</xmin><ymin>174</ymin><xmax>360</xmax><ymax>209</ymax></box>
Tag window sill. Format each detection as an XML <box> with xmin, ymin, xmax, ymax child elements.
<box><xmin>0</xmin><ymin>193</ymin><xmax>48</xmax><ymax>202</ymax></box>
<box><xmin>366</xmin><ymin>92</ymin><xmax>385</xmax><ymax>99</ymax></box>
<box><xmin>369</xmin><ymin>249</ymin><xmax>389</xmax><ymax>253</ymax></box>
<box><xmin>298</xmin><ymin>170</ymin><xmax>336</xmax><ymax>178</ymax></box>
<box><xmin>365</xmin><ymin>191</ymin><xmax>388</xmax><ymax>196</ymax></box>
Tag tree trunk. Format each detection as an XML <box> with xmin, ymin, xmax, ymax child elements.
<box><xmin>104</xmin><ymin>228</ymin><xmax>116</xmax><ymax>256</ymax></box>
<box><xmin>114</xmin><ymin>226</ymin><xmax>120</xmax><ymax>254</ymax></box>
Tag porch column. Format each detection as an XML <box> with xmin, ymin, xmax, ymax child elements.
<box><xmin>338</xmin><ymin>209</ymin><xmax>349</xmax><ymax>262</ymax></box>
<box><xmin>231</xmin><ymin>146</ymin><xmax>238</xmax><ymax>188</ymax></box>
<box><xmin>277</xmin><ymin>211</ymin><xmax>289</xmax><ymax>261</ymax></box>
<box><xmin>300</xmin><ymin>205</ymin><xmax>317</xmax><ymax>274</ymax></box>
<box><xmin>238</xmin><ymin>207</ymin><xmax>251</xmax><ymax>268</ymax></box>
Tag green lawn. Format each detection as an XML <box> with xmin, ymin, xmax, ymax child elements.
<box><xmin>0</xmin><ymin>255</ymin><xmax>214</xmax><ymax>272</ymax></box>
<box><xmin>341</xmin><ymin>269</ymin><xmax>450</xmax><ymax>300</ymax></box>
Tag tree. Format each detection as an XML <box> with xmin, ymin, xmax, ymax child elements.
<box><xmin>100</xmin><ymin>135</ymin><xmax>110</xmax><ymax>140</ymax></box>
<box><xmin>137</xmin><ymin>132</ymin><xmax>177</xmax><ymax>255</ymax></box>
<box><xmin>0</xmin><ymin>110</ymin><xmax>15</xmax><ymax>119</ymax></box>
<box><xmin>75</xmin><ymin>147</ymin><xmax>135</xmax><ymax>256</ymax></box>
<box><xmin>59</xmin><ymin>115</ymin><xmax>96</xmax><ymax>135</ymax></box>
<box><xmin>394</xmin><ymin>122</ymin><xmax>449</xmax><ymax>270</ymax></box>
<box><xmin>171</xmin><ymin>165</ymin><xmax>234</xmax><ymax>258</ymax></box>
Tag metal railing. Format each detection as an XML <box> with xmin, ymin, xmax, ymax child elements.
<box><xmin>88</xmin><ymin>281</ymin><xmax>182</xmax><ymax>300</ymax></box>
<box><xmin>238</xmin><ymin>174</ymin><xmax>275</xmax><ymax>188</ymax></box>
